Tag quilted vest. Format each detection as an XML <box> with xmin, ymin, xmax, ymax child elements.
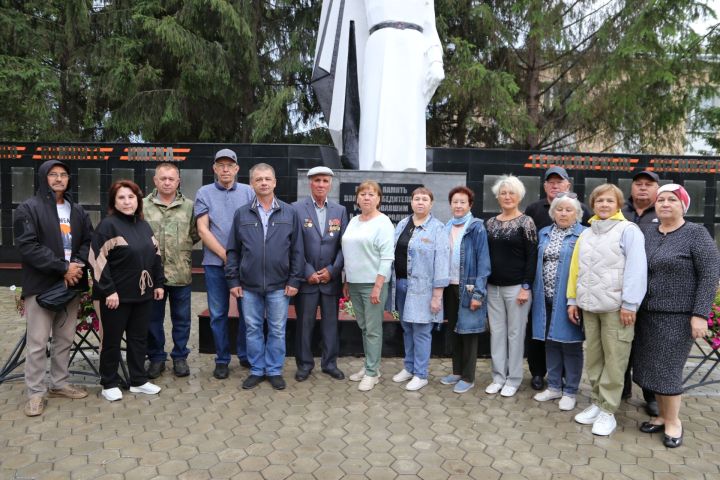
<box><xmin>576</xmin><ymin>219</ymin><xmax>631</xmax><ymax>313</ymax></box>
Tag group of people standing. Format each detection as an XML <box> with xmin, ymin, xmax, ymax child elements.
<box><xmin>340</xmin><ymin>166</ymin><xmax>718</xmax><ymax>449</ymax></box>
<box><xmin>15</xmin><ymin>155</ymin><xmax>719</xmax><ymax>450</ymax></box>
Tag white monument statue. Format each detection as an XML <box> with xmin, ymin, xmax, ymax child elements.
<box><xmin>312</xmin><ymin>0</ymin><xmax>444</xmax><ymax>172</ymax></box>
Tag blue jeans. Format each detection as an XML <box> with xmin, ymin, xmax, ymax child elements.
<box><xmin>147</xmin><ymin>284</ymin><xmax>192</xmax><ymax>362</ymax></box>
<box><xmin>242</xmin><ymin>289</ymin><xmax>290</xmax><ymax>376</ymax></box>
<box><xmin>205</xmin><ymin>265</ymin><xmax>247</xmax><ymax>365</ymax></box>
<box><xmin>396</xmin><ymin>278</ymin><xmax>433</xmax><ymax>379</ymax></box>
<box><xmin>546</xmin><ymin>340</ymin><xmax>583</xmax><ymax>396</ymax></box>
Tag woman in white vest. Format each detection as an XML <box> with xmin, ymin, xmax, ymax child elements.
<box><xmin>566</xmin><ymin>183</ymin><xmax>647</xmax><ymax>436</ymax></box>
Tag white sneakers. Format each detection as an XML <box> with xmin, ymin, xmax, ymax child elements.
<box><xmin>358</xmin><ymin>375</ymin><xmax>379</xmax><ymax>391</ymax></box>
<box><xmin>574</xmin><ymin>404</ymin><xmax>601</xmax><ymax>424</ymax></box>
<box><xmin>574</xmin><ymin>404</ymin><xmax>616</xmax><ymax>435</ymax></box>
<box><xmin>349</xmin><ymin>368</ymin><xmax>366</xmax><ymax>382</ymax></box>
<box><xmin>485</xmin><ymin>383</ymin><xmax>503</xmax><ymax>394</ymax></box>
<box><xmin>559</xmin><ymin>396</ymin><xmax>576</xmax><ymax>411</ymax></box>
<box><xmin>392</xmin><ymin>369</ymin><xmax>427</xmax><ymax>391</ymax></box>
<box><xmin>101</xmin><ymin>387</ymin><xmax>123</xmax><ymax>402</ymax></box>
<box><xmin>500</xmin><ymin>385</ymin><xmax>518</xmax><ymax>397</ymax></box>
<box><xmin>406</xmin><ymin>377</ymin><xmax>428</xmax><ymax>391</ymax></box>
<box><xmin>129</xmin><ymin>382</ymin><xmax>162</xmax><ymax>395</ymax></box>
<box><xmin>591</xmin><ymin>411</ymin><xmax>617</xmax><ymax>436</ymax></box>
<box><xmin>392</xmin><ymin>369</ymin><xmax>413</xmax><ymax>383</ymax></box>
<box><xmin>484</xmin><ymin>382</ymin><xmax>517</xmax><ymax>397</ymax></box>
<box><xmin>533</xmin><ymin>389</ymin><xmax>562</xmax><ymax>402</ymax></box>
<box><xmin>101</xmin><ymin>382</ymin><xmax>161</xmax><ymax>401</ymax></box>
<box><xmin>534</xmin><ymin>389</ymin><xmax>576</xmax><ymax>411</ymax></box>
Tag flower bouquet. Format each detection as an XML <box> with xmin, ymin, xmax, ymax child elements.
<box><xmin>76</xmin><ymin>289</ymin><xmax>100</xmax><ymax>333</ymax></box>
<box><xmin>707</xmin><ymin>288</ymin><xmax>720</xmax><ymax>350</ymax></box>
<box><xmin>339</xmin><ymin>296</ymin><xmax>355</xmax><ymax>318</ymax></box>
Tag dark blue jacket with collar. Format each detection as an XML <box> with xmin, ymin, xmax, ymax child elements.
<box><xmin>225</xmin><ymin>198</ymin><xmax>304</xmax><ymax>293</ymax></box>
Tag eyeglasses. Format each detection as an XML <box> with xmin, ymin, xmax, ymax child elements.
<box><xmin>555</xmin><ymin>192</ymin><xmax>578</xmax><ymax>199</ymax></box>
<box><xmin>47</xmin><ymin>173</ymin><xmax>69</xmax><ymax>179</ymax></box>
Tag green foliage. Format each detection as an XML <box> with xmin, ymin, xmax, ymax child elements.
<box><xmin>430</xmin><ymin>0</ymin><xmax>719</xmax><ymax>152</ymax></box>
<box><xmin>0</xmin><ymin>0</ymin><xmax>717</xmax><ymax>153</ymax></box>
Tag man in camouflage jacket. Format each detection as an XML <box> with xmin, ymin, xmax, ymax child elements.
<box><xmin>143</xmin><ymin>162</ymin><xmax>200</xmax><ymax>378</ymax></box>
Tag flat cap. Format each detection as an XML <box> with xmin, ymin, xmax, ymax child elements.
<box><xmin>214</xmin><ymin>148</ymin><xmax>238</xmax><ymax>163</ymax></box>
<box><xmin>307</xmin><ymin>166</ymin><xmax>334</xmax><ymax>177</ymax></box>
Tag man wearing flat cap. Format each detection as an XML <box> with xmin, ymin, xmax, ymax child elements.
<box><xmin>292</xmin><ymin>166</ymin><xmax>348</xmax><ymax>381</ymax></box>
<box><xmin>194</xmin><ymin>148</ymin><xmax>254</xmax><ymax>380</ymax></box>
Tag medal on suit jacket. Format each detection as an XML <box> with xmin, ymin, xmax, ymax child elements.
<box><xmin>304</xmin><ymin>218</ymin><xmax>314</xmax><ymax>228</ymax></box>
<box><xmin>328</xmin><ymin>218</ymin><xmax>341</xmax><ymax>236</ymax></box>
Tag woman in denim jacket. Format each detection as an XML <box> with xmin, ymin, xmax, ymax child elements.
<box><xmin>531</xmin><ymin>193</ymin><xmax>586</xmax><ymax>411</ymax></box>
<box><xmin>439</xmin><ymin>186</ymin><xmax>491</xmax><ymax>394</ymax></box>
<box><xmin>392</xmin><ymin>187</ymin><xmax>450</xmax><ymax>391</ymax></box>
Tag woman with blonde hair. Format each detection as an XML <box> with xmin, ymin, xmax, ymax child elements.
<box><xmin>567</xmin><ymin>183</ymin><xmax>647</xmax><ymax>436</ymax></box>
<box><xmin>485</xmin><ymin>175</ymin><xmax>537</xmax><ymax>398</ymax></box>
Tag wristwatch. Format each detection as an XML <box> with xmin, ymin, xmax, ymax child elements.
<box><xmin>521</xmin><ymin>283</ymin><xmax>531</xmax><ymax>290</ymax></box>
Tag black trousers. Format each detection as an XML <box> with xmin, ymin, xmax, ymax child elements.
<box><xmin>625</xmin><ymin>347</ymin><xmax>656</xmax><ymax>403</ymax></box>
<box><xmin>294</xmin><ymin>291</ymin><xmax>340</xmax><ymax>372</ymax></box>
<box><xmin>443</xmin><ymin>285</ymin><xmax>479</xmax><ymax>383</ymax></box>
<box><xmin>100</xmin><ymin>300</ymin><xmax>152</xmax><ymax>388</ymax></box>
<box><xmin>526</xmin><ymin>313</ymin><xmax>547</xmax><ymax>378</ymax></box>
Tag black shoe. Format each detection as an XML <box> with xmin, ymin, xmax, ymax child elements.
<box><xmin>268</xmin><ymin>375</ymin><xmax>286</xmax><ymax>390</ymax></box>
<box><xmin>663</xmin><ymin>431</ymin><xmax>683</xmax><ymax>448</ymax></box>
<box><xmin>322</xmin><ymin>368</ymin><xmax>345</xmax><ymax>380</ymax></box>
<box><xmin>213</xmin><ymin>363</ymin><xmax>229</xmax><ymax>380</ymax></box>
<box><xmin>531</xmin><ymin>376</ymin><xmax>544</xmax><ymax>391</ymax></box>
<box><xmin>295</xmin><ymin>369</ymin><xmax>311</xmax><ymax>382</ymax></box>
<box><xmin>239</xmin><ymin>359</ymin><xmax>251</xmax><ymax>368</ymax></box>
<box><xmin>639</xmin><ymin>421</ymin><xmax>665</xmax><ymax>434</ymax></box>
<box><xmin>147</xmin><ymin>361</ymin><xmax>165</xmax><ymax>379</ymax></box>
<box><xmin>173</xmin><ymin>359</ymin><xmax>190</xmax><ymax>377</ymax></box>
<box><xmin>645</xmin><ymin>400</ymin><xmax>660</xmax><ymax>417</ymax></box>
<box><xmin>242</xmin><ymin>374</ymin><xmax>264</xmax><ymax>389</ymax></box>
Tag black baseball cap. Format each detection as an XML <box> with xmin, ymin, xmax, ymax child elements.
<box><xmin>632</xmin><ymin>170</ymin><xmax>659</xmax><ymax>183</ymax></box>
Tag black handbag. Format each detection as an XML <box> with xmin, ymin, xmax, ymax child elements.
<box><xmin>36</xmin><ymin>281</ymin><xmax>78</xmax><ymax>312</ymax></box>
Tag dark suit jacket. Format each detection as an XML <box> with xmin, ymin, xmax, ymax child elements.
<box><xmin>293</xmin><ymin>197</ymin><xmax>348</xmax><ymax>295</ymax></box>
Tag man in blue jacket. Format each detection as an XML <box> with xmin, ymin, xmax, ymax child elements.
<box><xmin>226</xmin><ymin>163</ymin><xmax>304</xmax><ymax>390</ymax></box>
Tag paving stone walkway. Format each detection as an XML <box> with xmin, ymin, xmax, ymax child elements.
<box><xmin>0</xmin><ymin>290</ymin><xmax>719</xmax><ymax>479</ymax></box>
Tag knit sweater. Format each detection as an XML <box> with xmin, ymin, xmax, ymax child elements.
<box><xmin>641</xmin><ymin>222</ymin><xmax>719</xmax><ymax>318</ymax></box>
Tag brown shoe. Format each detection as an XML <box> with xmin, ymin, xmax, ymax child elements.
<box><xmin>24</xmin><ymin>396</ymin><xmax>45</xmax><ymax>417</ymax></box>
<box><xmin>48</xmin><ymin>385</ymin><xmax>88</xmax><ymax>399</ymax></box>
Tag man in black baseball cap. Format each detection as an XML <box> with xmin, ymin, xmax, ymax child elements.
<box><xmin>621</xmin><ymin>169</ymin><xmax>660</xmax><ymax>416</ymax></box>
<box><xmin>621</xmin><ymin>170</ymin><xmax>660</xmax><ymax>225</ymax></box>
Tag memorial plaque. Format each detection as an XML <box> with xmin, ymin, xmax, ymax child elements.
<box><xmin>339</xmin><ymin>183</ymin><xmax>422</xmax><ymax>223</ymax></box>
<box><xmin>297</xmin><ymin>169</ymin><xmax>467</xmax><ymax>224</ymax></box>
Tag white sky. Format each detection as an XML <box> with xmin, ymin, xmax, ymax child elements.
<box><xmin>692</xmin><ymin>1</ymin><xmax>719</xmax><ymax>34</ymax></box>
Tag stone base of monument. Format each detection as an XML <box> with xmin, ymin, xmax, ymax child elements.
<box><xmin>197</xmin><ymin>301</ymin><xmax>491</xmax><ymax>357</ymax></box>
